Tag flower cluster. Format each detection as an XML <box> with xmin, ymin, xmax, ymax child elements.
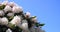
<box><xmin>0</xmin><ymin>1</ymin><xmax>45</xmax><ymax>32</ymax></box>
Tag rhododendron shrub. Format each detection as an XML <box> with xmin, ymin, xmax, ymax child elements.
<box><xmin>0</xmin><ymin>1</ymin><xmax>45</xmax><ymax>32</ymax></box>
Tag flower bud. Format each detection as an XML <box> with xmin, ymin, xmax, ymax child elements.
<box><xmin>10</xmin><ymin>16</ymin><xmax>21</xmax><ymax>25</ymax></box>
<box><xmin>32</xmin><ymin>17</ymin><xmax>37</xmax><ymax>23</ymax></box>
<box><xmin>9</xmin><ymin>2</ymin><xmax>17</xmax><ymax>7</ymax></box>
<box><xmin>6</xmin><ymin>28</ymin><xmax>12</xmax><ymax>32</ymax></box>
<box><xmin>21</xmin><ymin>23</ymin><xmax>28</xmax><ymax>30</ymax></box>
<box><xmin>7</xmin><ymin>13</ymin><xmax>14</xmax><ymax>17</ymax></box>
<box><xmin>1</xmin><ymin>17</ymin><xmax>8</xmax><ymax>25</ymax></box>
<box><xmin>25</xmin><ymin>12</ymin><xmax>30</xmax><ymax>18</ymax></box>
<box><xmin>31</xmin><ymin>16</ymin><xmax>37</xmax><ymax>23</ymax></box>
<box><xmin>21</xmin><ymin>20</ymin><xmax>28</xmax><ymax>30</ymax></box>
<box><xmin>2</xmin><ymin>1</ymin><xmax>8</xmax><ymax>5</ymax></box>
<box><xmin>4</xmin><ymin>5</ymin><xmax>12</xmax><ymax>13</ymax></box>
<box><xmin>0</xmin><ymin>10</ymin><xmax>5</xmax><ymax>16</ymax></box>
<box><xmin>12</xmin><ymin>6</ymin><xmax>23</xmax><ymax>13</ymax></box>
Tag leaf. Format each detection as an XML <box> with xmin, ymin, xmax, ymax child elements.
<box><xmin>9</xmin><ymin>16</ymin><xmax>14</xmax><ymax>20</ymax></box>
<box><xmin>35</xmin><ymin>23</ymin><xmax>45</xmax><ymax>27</ymax></box>
<box><xmin>39</xmin><ymin>24</ymin><xmax>45</xmax><ymax>26</ymax></box>
<box><xmin>8</xmin><ymin>23</ymin><xmax>16</xmax><ymax>29</ymax></box>
<box><xmin>31</xmin><ymin>16</ymin><xmax>36</xmax><ymax>18</ymax></box>
<box><xmin>0</xmin><ymin>5</ymin><xmax>6</xmax><ymax>10</ymax></box>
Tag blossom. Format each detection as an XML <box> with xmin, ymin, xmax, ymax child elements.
<box><xmin>8</xmin><ymin>2</ymin><xmax>17</xmax><ymax>7</ymax></box>
<box><xmin>16</xmin><ymin>20</ymin><xmax>29</xmax><ymax>32</ymax></box>
<box><xmin>31</xmin><ymin>16</ymin><xmax>37</xmax><ymax>23</ymax></box>
<box><xmin>4</xmin><ymin>5</ymin><xmax>12</xmax><ymax>13</ymax></box>
<box><xmin>12</xmin><ymin>6</ymin><xmax>23</xmax><ymax>13</ymax></box>
<box><xmin>21</xmin><ymin>23</ymin><xmax>28</xmax><ymax>29</ymax></box>
<box><xmin>20</xmin><ymin>20</ymin><xmax>30</xmax><ymax>32</ymax></box>
<box><xmin>6</xmin><ymin>28</ymin><xmax>12</xmax><ymax>32</ymax></box>
<box><xmin>32</xmin><ymin>17</ymin><xmax>37</xmax><ymax>23</ymax></box>
<box><xmin>1</xmin><ymin>17</ymin><xmax>8</xmax><ymax>25</ymax></box>
<box><xmin>7</xmin><ymin>13</ymin><xmax>14</xmax><ymax>17</ymax></box>
<box><xmin>25</xmin><ymin>12</ymin><xmax>30</xmax><ymax>18</ymax></box>
<box><xmin>21</xmin><ymin>20</ymin><xmax>28</xmax><ymax>30</ymax></box>
<box><xmin>10</xmin><ymin>16</ymin><xmax>21</xmax><ymax>25</ymax></box>
<box><xmin>2</xmin><ymin>1</ymin><xmax>8</xmax><ymax>5</ymax></box>
<box><xmin>0</xmin><ymin>10</ymin><xmax>5</xmax><ymax>16</ymax></box>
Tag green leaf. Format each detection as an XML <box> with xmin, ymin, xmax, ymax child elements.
<box><xmin>39</xmin><ymin>24</ymin><xmax>45</xmax><ymax>26</ymax></box>
<box><xmin>35</xmin><ymin>23</ymin><xmax>45</xmax><ymax>27</ymax></box>
<box><xmin>19</xmin><ymin>28</ymin><xmax>22</xmax><ymax>32</ymax></box>
<box><xmin>9</xmin><ymin>16</ymin><xmax>14</xmax><ymax>20</ymax></box>
<box><xmin>8</xmin><ymin>23</ymin><xmax>16</xmax><ymax>29</ymax></box>
<box><xmin>0</xmin><ymin>5</ymin><xmax>6</xmax><ymax>10</ymax></box>
<box><xmin>35</xmin><ymin>23</ymin><xmax>39</xmax><ymax>27</ymax></box>
<box><xmin>31</xmin><ymin>16</ymin><xmax>36</xmax><ymax>18</ymax></box>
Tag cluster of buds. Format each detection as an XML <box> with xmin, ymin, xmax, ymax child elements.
<box><xmin>0</xmin><ymin>1</ymin><xmax>45</xmax><ymax>32</ymax></box>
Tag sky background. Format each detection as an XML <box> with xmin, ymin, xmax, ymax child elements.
<box><xmin>0</xmin><ymin>0</ymin><xmax>60</xmax><ymax>32</ymax></box>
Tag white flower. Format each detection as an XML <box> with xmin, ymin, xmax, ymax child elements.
<box><xmin>25</xmin><ymin>12</ymin><xmax>30</xmax><ymax>17</ymax></box>
<box><xmin>21</xmin><ymin>20</ymin><xmax>29</xmax><ymax>32</ymax></box>
<box><xmin>6</xmin><ymin>28</ymin><xmax>12</xmax><ymax>32</ymax></box>
<box><xmin>31</xmin><ymin>17</ymin><xmax>37</xmax><ymax>23</ymax></box>
<box><xmin>19</xmin><ymin>20</ymin><xmax>28</xmax><ymax>30</ymax></box>
<box><xmin>2</xmin><ymin>1</ymin><xmax>8</xmax><ymax>5</ymax></box>
<box><xmin>12</xmin><ymin>6</ymin><xmax>23</xmax><ymax>13</ymax></box>
<box><xmin>10</xmin><ymin>16</ymin><xmax>21</xmax><ymax>25</ymax></box>
<box><xmin>0</xmin><ymin>10</ymin><xmax>5</xmax><ymax>16</ymax></box>
<box><xmin>9</xmin><ymin>2</ymin><xmax>17</xmax><ymax>7</ymax></box>
<box><xmin>17</xmin><ymin>20</ymin><xmax>29</xmax><ymax>32</ymax></box>
<box><xmin>7</xmin><ymin>13</ymin><xmax>14</xmax><ymax>17</ymax></box>
<box><xmin>4</xmin><ymin>5</ymin><xmax>12</xmax><ymax>13</ymax></box>
<box><xmin>1</xmin><ymin>17</ymin><xmax>8</xmax><ymax>25</ymax></box>
<box><xmin>21</xmin><ymin>23</ymin><xmax>28</xmax><ymax>30</ymax></box>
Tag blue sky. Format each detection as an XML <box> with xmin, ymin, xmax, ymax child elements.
<box><xmin>0</xmin><ymin>0</ymin><xmax>60</xmax><ymax>32</ymax></box>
